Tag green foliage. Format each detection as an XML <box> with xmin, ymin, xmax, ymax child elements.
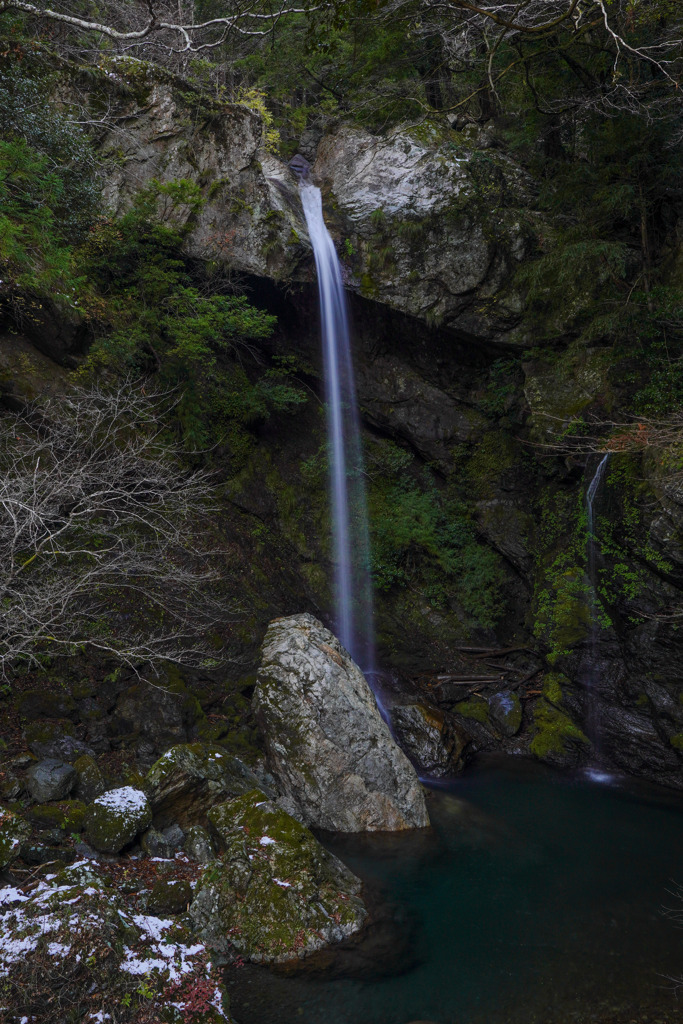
<box><xmin>0</xmin><ymin>64</ymin><xmax>97</xmax><ymax>298</ymax></box>
<box><xmin>77</xmin><ymin>179</ymin><xmax>303</xmax><ymax>445</ymax></box>
<box><xmin>532</xmin><ymin>489</ymin><xmax>592</xmax><ymax>664</ymax></box>
<box><xmin>367</xmin><ymin>441</ymin><xmax>505</xmax><ymax>629</ymax></box>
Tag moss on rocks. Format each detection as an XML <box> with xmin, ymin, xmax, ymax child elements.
<box><xmin>453</xmin><ymin>696</ymin><xmax>490</xmax><ymax>725</ymax></box>
<box><xmin>73</xmin><ymin>753</ymin><xmax>106</xmax><ymax>802</ymax></box>
<box><xmin>191</xmin><ymin>789</ymin><xmax>366</xmax><ymax>963</ymax></box>
<box><xmin>27</xmin><ymin>799</ymin><xmax>87</xmax><ymax>832</ymax></box>
<box><xmin>84</xmin><ymin>786</ymin><xmax>152</xmax><ymax>853</ymax></box>
<box><xmin>0</xmin><ymin>807</ymin><xmax>30</xmax><ymax>868</ymax></box>
<box><xmin>145</xmin><ymin>742</ymin><xmax>262</xmax><ymax>829</ymax></box>
<box><xmin>530</xmin><ymin>699</ymin><xmax>589</xmax><ymax>764</ymax></box>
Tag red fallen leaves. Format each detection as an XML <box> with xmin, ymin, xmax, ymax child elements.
<box><xmin>164</xmin><ymin>973</ymin><xmax>217</xmax><ymax>1021</ymax></box>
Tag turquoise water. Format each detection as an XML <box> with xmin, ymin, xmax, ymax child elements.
<box><xmin>224</xmin><ymin>759</ymin><xmax>683</xmax><ymax>1024</ymax></box>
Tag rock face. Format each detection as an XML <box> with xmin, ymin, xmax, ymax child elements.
<box><xmin>190</xmin><ymin>789</ymin><xmax>366</xmax><ymax>963</ymax></box>
<box><xmin>77</xmin><ymin>72</ymin><xmax>535</xmax><ymax>352</ymax></box>
<box><xmin>391</xmin><ymin>704</ymin><xmax>471</xmax><ymax>778</ymax></box>
<box><xmin>253</xmin><ymin>613</ymin><xmax>429</xmax><ymax>831</ymax></box>
<box><xmin>313</xmin><ymin>124</ymin><xmax>532</xmax><ymax>338</ymax></box>
<box><xmin>84</xmin><ymin>786</ymin><xmax>152</xmax><ymax>853</ymax></box>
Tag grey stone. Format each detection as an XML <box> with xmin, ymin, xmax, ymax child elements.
<box><xmin>141</xmin><ymin>823</ymin><xmax>185</xmax><ymax>858</ymax></box>
<box><xmin>489</xmin><ymin>691</ymin><xmax>523</xmax><ymax>737</ymax></box>
<box><xmin>391</xmin><ymin>703</ymin><xmax>471</xmax><ymax>778</ymax></box>
<box><xmin>183</xmin><ymin>824</ymin><xmax>215</xmax><ymax>864</ymax></box>
<box><xmin>253</xmin><ymin>613</ymin><xmax>429</xmax><ymax>831</ymax></box>
<box><xmin>25</xmin><ymin>759</ymin><xmax>77</xmax><ymax>802</ymax></box>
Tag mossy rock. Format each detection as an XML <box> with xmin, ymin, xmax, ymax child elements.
<box><xmin>146</xmin><ymin>877</ymin><xmax>193</xmax><ymax>915</ymax></box>
<box><xmin>0</xmin><ymin>808</ymin><xmax>31</xmax><ymax>869</ymax></box>
<box><xmin>24</xmin><ymin>718</ymin><xmax>75</xmax><ymax>746</ymax></box>
<box><xmin>27</xmin><ymin>799</ymin><xmax>87</xmax><ymax>832</ymax></box>
<box><xmin>529</xmin><ymin>699</ymin><xmax>589</xmax><ymax>767</ymax></box>
<box><xmin>145</xmin><ymin>742</ymin><xmax>263</xmax><ymax>829</ymax></box>
<box><xmin>453</xmin><ymin>696</ymin><xmax>490</xmax><ymax>725</ymax></box>
<box><xmin>84</xmin><ymin>786</ymin><xmax>152</xmax><ymax>853</ymax></box>
<box><xmin>18</xmin><ymin>689</ymin><xmax>77</xmax><ymax>722</ymax></box>
<box><xmin>191</xmin><ymin>789</ymin><xmax>367</xmax><ymax>963</ymax></box>
<box><xmin>73</xmin><ymin>754</ymin><xmax>106</xmax><ymax>803</ymax></box>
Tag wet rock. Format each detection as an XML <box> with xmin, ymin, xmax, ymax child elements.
<box><xmin>254</xmin><ymin>613</ymin><xmax>429</xmax><ymax>831</ymax></box>
<box><xmin>183</xmin><ymin>824</ymin><xmax>215</xmax><ymax>864</ymax></box>
<box><xmin>84</xmin><ymin>786</ymin><xmax>152</xmax><ymax>854</ymax></box>
<box><xmin>357</xmin><ymin>354</ymin><xmax>485</xmax><ymax>465</ymax></box>
<box><xmin>0</xmin><ymin>808</ymin><xmax>31</xmax><ymax>869</ymax></box>
<box><xmin>489</xmin><ymin>691</ymin><xmax>523</xmax><ymax>737</ymax></box>
<box><xmin>25</xmin><ymin>759</ymin><xmax>77</xmax><ymax>802</ymax></box>
<box><xmin>391</xmin><ymin>704</ymin><xmax>471</xmax><ymax>777</ymax></box>
<box><xmin>145</xmin><ymin>742</ymin><xmax>264</xmax><ymax>829</ymax></box>
<box><xmin>191</xmin><ymin>789</ymin><xmax>367</xmax><ymax>963</ymax></box>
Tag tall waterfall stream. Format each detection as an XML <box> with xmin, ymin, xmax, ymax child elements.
<box><xmin>299</xmin><ymin>178</ymin><xmax>375</xmax><ymax>679</ymax></box>
<box><xmin>585</xmin><ymin>453</ymin><xmax>611</xmax><ymax>777</ymax></box>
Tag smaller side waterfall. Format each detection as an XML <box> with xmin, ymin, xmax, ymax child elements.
<box><xmin>297</xmin><ymin>176</ymin><xmax>376</xmax><ymax>680</ymax></box>
<box><xmin>586</xmin><ymin>453</ymin><xmax>610</xmax><ymax>636</ymax></box>
<box><xmin>584</xmin><ymin>453</ymin><xmax>610</xmax><ymax>768</ymax></box>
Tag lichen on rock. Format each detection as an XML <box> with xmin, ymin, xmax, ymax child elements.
<box><xmin>190</xmin><ymin>789</ymin><xmax>366</xmax><ymax>963</ymax></box>
<box><xmin>253</xmin><ymin>613</ymin><xmax>429</xmax><ymax>831</ymax></box>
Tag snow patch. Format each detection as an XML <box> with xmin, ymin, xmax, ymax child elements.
<box><xmin>93</xmin><ymin>786</ymin><xmax>148</xmax><ymax>815</ymax></box>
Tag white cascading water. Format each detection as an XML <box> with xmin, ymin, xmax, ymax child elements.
<box><xmin>585</xmin><ymin>452</ymin><xmax>611</xmax><ymax>781</ymax></box>
<box><xmin>299</xmin><ymin>179</ymin><xmax>376</xmax><ymax>678</ymax></box>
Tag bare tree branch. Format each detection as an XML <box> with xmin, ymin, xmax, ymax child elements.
<box><xmin>0</xmin><ymin>381</ymin><xmax>232</xmax><ymax>676</ymax></box>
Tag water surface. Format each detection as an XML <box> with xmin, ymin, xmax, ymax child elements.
<box><xmin>225</xmin><ymin>759</ymin><xmax>683</xmax><ymax>1024</ymax></box>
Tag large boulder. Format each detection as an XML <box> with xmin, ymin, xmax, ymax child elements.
<box><xmin>84</xmin><ymin>786</ymin><xmax>152</xmax><ymax>853</ymax></box>
<box><xmin>190</xmin><ymin>789</ymin><xmax>366</xmax><ymax>963</ymax></box>
<box><xmin>145</xmin><ymin>743</ymin><xmax>265</xmax><ymax>829</ymax></box>
<box><xmin>391</xmin><ymin>703</ymin><xmax>471</xmax><ymax>778</ymax></box>
<box><xmin>253</xmin><ymin>613</ymin><xmax>429</xmax><ymax>831</ymax></box>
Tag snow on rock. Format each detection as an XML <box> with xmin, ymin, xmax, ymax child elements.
<box><xmin>84</xmin><ymin>786</ymin><xmax>152</xmax><ymax>853</ymax></box>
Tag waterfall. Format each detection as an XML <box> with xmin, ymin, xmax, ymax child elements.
<box><xmin>298</xmin><ymin>177</ymin><xmax>376</xmax><ymax>678</ymax></box>
<box><xmin>585</xmin><ymin>453</ymin><xmax>610</xmax><ymax>778</ymax></box>
<box><xmin>587</xmin><ymin>453</ymin><xmax>610</xmax><ymax>637</ymax></box>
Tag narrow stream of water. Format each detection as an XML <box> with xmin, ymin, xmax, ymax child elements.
<box><xmin>225</xmin><ymin>760</ymin><xmax>683</xmax><ymax>1024</ymax></box>
<box><xmin>298</xmin><ymin>178</ymin><xmax>375</xmax><ymax>676</ymax></box>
